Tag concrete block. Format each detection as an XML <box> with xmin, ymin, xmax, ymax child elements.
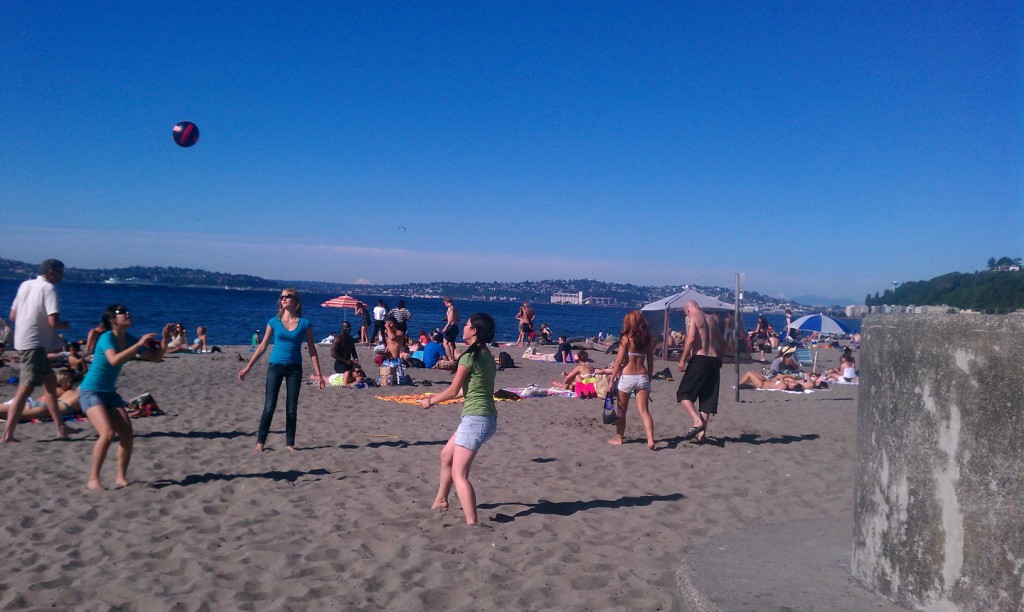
<box><xmin>852</xmin><ymin>313</ymin><xmax>1024</xmax><ymax>611</ymax></box>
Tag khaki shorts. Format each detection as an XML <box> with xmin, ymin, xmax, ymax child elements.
<box><xmin>19</xmin><ymin>348</ymin><xmax>54</xmax><ymax>387</ymax></box>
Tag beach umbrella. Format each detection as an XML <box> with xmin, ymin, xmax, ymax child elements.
<box><xmin>788</xmin><ymin>313</ymin><xmax>853</xmax><ymax>335</ymax></box>
<box><xmin>321</xmin><ymin>294</ymin><xmax>361</xmax><ymax>320</ymax></box>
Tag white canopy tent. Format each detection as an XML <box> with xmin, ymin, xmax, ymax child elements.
<box><xmin>641</xmin><ymin>289</ymin><xmax>736</xmax><ymax>358</ymax></box>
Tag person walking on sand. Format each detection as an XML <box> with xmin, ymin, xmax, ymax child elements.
<box><xmin>441</xmin><ymin>296</ymin><xmax>460</xmax><ymax>360</ymax></box>
<box><xmin>1</xmin><ymin>259</ymin><xmax>81</xmax><ymax>443</ymax></box>
<box><xmin>676</xmin><ymin>300</ymin><xmax>726</xmax><ymax>444</ymax></box>
<box><xmin>419</xmin><ymin>313</ymin><xmax>497</xmax><ymax>525</ymax></box>
<box><xmin>78</xmin><ymin>305</ymin><xmax>173</xmax><ymax>489</ymax></box>
<box><xmin>607</xmin><ymin>310</ymin><xmax>657</xmax><ymax>450</ymax></box>
<box><xmin>371</xmin><ymin>299</ymin><xmax>388</xmax><ymax>345</ymax></box>
<box><xmin>239</xmin><ymin>288</ymin><xmax>326</xmax><ymax>453</ymax></box>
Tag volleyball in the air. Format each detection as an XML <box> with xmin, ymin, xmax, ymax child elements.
<box><xmin>172</xmin><ymin>121</ymin><xmax>199</xmax><ymax>147</ymax></box>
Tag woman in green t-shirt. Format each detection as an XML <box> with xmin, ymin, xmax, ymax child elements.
<box><xmin>419</xmin><ymin>313</ymin><xmax>496</xmax><ymax>525</ymax></box>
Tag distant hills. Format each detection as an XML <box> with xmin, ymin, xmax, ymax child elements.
<box><xmin>866</xmin><ymin>269</ymin><xmax>1023</xmax><ymax>312</ymax></box>
<box><xmin>0</xmin><ymin>256</ymin><xmax>801</xmax><ymax>312</ymax></box>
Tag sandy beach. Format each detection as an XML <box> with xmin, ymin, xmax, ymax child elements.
<box><xmin>0</xmin><ymin>343</ymin><xmax>860</xmax><ymax>610</ymax></box>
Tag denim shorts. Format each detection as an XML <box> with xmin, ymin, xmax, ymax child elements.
<box><xmin>79</xmin><ymin>390</ymin><xmax>127</xmax><ymax>414</ymax></box>
<box><xmin>454</xmin><ymin>415</ymin><xmax>497</xmax><ymax>452</ymax></box>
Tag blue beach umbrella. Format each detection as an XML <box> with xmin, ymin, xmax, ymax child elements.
<box><xmin>788</xmin><ymin>313</ymin><xmax>853</xmax><ymax>335</ymax></box>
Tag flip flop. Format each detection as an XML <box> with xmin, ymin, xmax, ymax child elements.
<box><xmin>680</xmin><ymin>423</ymin><xmax>706</xmax><ymax>441</ymax></box>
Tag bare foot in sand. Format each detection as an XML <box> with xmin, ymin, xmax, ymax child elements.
<box><xmin>87</xmin><ymin>479</ymin><xmax>105</xmax><ymax>490</ymax></box>
<box><xmin>647</xmin><ymin>441</ymin><xmax>657</xmax><ymax>451</ymax></box>
<box><xmin>287</xmin><ymin>446</ymin><xmax>296</xmax><ymax>452</ymax></box>
<box><xmin>254</xmin><ymin>443</ymin><xmax>264</xmax><ymax>453</ymax></box>
<box><xmin>114</xmin><ymin>478</ymin><xmax>129</xmax><ymax>488</ymax></box>
<box><xmin>0</xmin><ymin>436</ymin><xmax>21</xmax><ymax>444</ymax></box>
<box><xmin>431</xmin><ymin>499</ymin><xmax>449</xmax><ymax>510</ymax></box>
<box><xmin>607</xmin><ymin>438</ymin><xmax>624</xmax><ymax>446</ymax></box>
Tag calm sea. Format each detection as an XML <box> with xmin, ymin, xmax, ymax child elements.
<box><xmin>0</xmin><ymin>280</ymin><xmax>859</xmax><ymax>346</ymax></box>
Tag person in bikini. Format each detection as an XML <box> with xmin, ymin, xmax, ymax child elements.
<box><xmin>1</xmin><ymin>369</ymin><xmax>82</xmax><ymax>422</ymax></box>
<box><xmin>607</xmin><ymin>310</ymin><xmax>657</xmax><ymax>450</ymax></box>
<box><xmin>550</xmin><ymin>349</ymin><xmax>600</xmax><ymax>395</ymax></box>
<box><xmin>738</xmin><ymin>371</ymin><xmax>807</xmax><ymax>391</ymax></box>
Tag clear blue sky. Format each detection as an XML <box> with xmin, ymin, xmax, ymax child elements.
<box><xmin>2</xmin><ymin>1</ymin><xmax>1020</xmax><ymax>303</ymax></box>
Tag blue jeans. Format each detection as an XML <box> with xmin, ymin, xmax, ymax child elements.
<box><xmin>258</xmin><ymin>362</ymin><xmax>302</xmax><ymax>446</ymax></box>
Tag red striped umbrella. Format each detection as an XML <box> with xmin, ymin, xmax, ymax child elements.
<box><xmin>325</xmin><ymin>296</ymin><xmax>366</xmax><ymax>323</ymax></box>
<box><xmin>321</xmin><ymin>295</ymin><xmax>361</xmax><ymax>310</ymax></box>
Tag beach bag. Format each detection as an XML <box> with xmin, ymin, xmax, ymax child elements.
<box><xmin>594</xmin><ymin>374</ymin><xmax>613</xmax><ymax>399</ymax></box>
<box><xmin>493</xmin><ymin>389</ymin><xmax>521</xmax><ymax>401</ymax></box>
<box><xmin>601</xmin><ymin>393</ymin><xmax>617</xmax><ymax>424</ymax></box>
<box><xmin>127</xmin><ymin>393</ymin><xmax>162</xmax><ymax>418</ymax></box>
<box><xmin>435</xmin><ymin>359</ymin><xmax>456</xmax><ymax>371</ymax></box>
<box><xmin>379</xmin><ymin>366</ymin><xmax>395</xmax><ymax>386</ymax></box>
<box><xmin>498</xmin><ymin>351</ymin><xmax>515</xmax><ymax>370</ymax></box>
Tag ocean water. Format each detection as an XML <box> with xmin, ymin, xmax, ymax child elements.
<box><xmin>0</xmin><ymin>280</ymin><xmax>859</xmax><ymax>347</ymax></box>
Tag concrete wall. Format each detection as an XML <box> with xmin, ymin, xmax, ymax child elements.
<box><xmin>852</xmin><ymin>314</ymin><xmax>1024</xmax><ymax>611</ymax></box>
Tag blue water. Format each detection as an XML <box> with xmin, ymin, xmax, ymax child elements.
<box><xmin>0</xmin><ymin>280</ymin><xmax>859</xmax><ymax>346</ymax></box>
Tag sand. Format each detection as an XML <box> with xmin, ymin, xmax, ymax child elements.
<box><xmin>0</xmin><ymin>343</ymin><xmax>859</xmax><ymax>610</ymax></box>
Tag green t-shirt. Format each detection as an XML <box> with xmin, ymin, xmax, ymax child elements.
<box><xmin>458</xmin><ymin>348</ymin><xmax>497</xmax><ymax>418</ymax></box>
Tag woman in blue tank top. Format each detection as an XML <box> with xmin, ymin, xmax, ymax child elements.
<box><xmin>239</xmin><ymin>288</ymin><xmax>326</xmax><ymax>452</ymax></box>
<box><xmin>78</xmin><ymin>304</ymin><xmax>174</xmax><ymax>490</ymax></box>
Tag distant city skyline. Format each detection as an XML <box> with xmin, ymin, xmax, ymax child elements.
<box><xmin>2</xmin><ymin>2</ymin><xmax>1020</xmax><ymax>304</ymax></box>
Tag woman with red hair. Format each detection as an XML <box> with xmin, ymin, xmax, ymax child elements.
<box><xmin>607</xmin><ymin>310</ymin><xmax>657</xmax><ymax>450</ymax></box>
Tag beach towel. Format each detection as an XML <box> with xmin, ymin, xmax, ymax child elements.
<box><xmin>376</xmin><ymin>393</ymin><xmax>463</xmax><ymax>406</ymax></box>
<box><xmin>500</xmin><ymin>386</ymin><xmax>575</xmax><ymax>399</ymax></box>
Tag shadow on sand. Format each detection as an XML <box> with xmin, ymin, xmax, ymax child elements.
<box><xmin>482</xmin><ymin>492</ymin><xmax>684</xmax><ymax>523</ymax></box>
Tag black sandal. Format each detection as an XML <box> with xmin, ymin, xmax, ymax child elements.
<box><xmin>680</xmin><ymin>423</ymin><xmax>706</xmax><ymax>441</ymax></box>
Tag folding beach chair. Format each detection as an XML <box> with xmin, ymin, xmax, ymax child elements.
<box><xmin>794</xmin><ymin>348</ymin><xmax>815</xmax><ymax>370</ymax></box>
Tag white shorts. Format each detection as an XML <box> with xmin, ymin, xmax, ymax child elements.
<box><xmin>617</xmin><ymin>374</ymin><xmax>651</xmax><ymax>394</ymax></box>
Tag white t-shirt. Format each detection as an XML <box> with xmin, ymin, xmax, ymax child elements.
<box><xmin>373</xmin><ymin>306</ymin><xmax>386</xmax><ymax>321</ymax></box>
<box><xmin>11</xmin><ymin>276</ymin><xmax>61</xmax><ymax>350</ymax></box>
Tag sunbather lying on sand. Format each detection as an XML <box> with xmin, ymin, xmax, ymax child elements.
<box><xmin>738</xmin><ymin>371</ymin><xmax>807</xmax><ymax>391</ymax></box>
<box><xmin>1</xmin><ymin>369</ymin><xmax>82</xmax><ymax>421</ymax></box>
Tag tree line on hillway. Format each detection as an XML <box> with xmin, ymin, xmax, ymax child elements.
<box><xmin>865</xmin><ymin>259</ymin><xmax>1023</xmax><ymax>312</ymax></box>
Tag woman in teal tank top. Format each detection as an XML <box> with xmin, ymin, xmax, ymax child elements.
<box><xmin>419</xmin><ymin>313</ymin><xmax>496</xmax><ymax>525</ymax></box>
<box><xmin>238</xmin><ymin>288</ymin><xmax>326</xmax><ymax>452</ymax></box>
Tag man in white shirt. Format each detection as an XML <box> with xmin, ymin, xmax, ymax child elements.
<box><xmin>1</xmin><ymin>259</ymin><xmax>79</xmax><ymax>442</ymax></box>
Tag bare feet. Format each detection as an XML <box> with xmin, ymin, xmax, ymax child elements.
<box><xmin>254</xmin><ymin>443</ymin><xmax>264</xmax><ymax>453</ymax></box>
<box><xmin>607</xmin><ymin>438</ymin><xmax>624</xmax><ymax>446</ymax></box>
<box><xmin>431</xmin><ymin>499</ymin><xmax>449</xmax><ymax>510</ymax></box>
<box><xmin>0</xmin><ymin>436</ymin><xmax>21</xmax><ymax>444</ymax></box>
<box><xmin>87</xmin><ymin>479</ymin><xmax>105</xmax><ymax>490</ymax></box>
<box><xmin>647</xmin><ymin>441</ymin><xmax>657</xmax><ymax>451</ymax></box>
<box><xmin>287</xmin><ymin>446</ymin><xmax>296</xmax><ymax>452</ymax></box>
<box><xmin>114</xmin><ymin>478</ymin><xmax>129</xmax><ymax>488</ymax></box>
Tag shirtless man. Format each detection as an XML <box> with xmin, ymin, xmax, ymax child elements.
<box><xmin>441</xmin><ymin>297</ymin><xmax>459</xmax><ymax>360</ymax></box>
<box><xmin>515</xmin><ymin>302</ymin><xmax>535</xmax><ymax>346</ymax></box>
<box><xmin>675</xmin><ymin>300</ymin><xmax>726</xmax><ymax>443</ymax></box>
<box><xmin>384</xmin><ymin>315</ymin><xmax>406</xmax><ymax>360</ymax></box>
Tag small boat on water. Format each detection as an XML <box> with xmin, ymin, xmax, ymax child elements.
<box><xmin>104</xmin><ymin>277</ymin><xmax>166</xmax><ymax>286</ymax></box>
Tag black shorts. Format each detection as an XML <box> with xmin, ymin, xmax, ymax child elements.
<box><xmin>443</xmin><ymin>326</ymin><xmax>458</xmax><ymax>343</ymax></box>
<box><xmin>334</xmin><ymin>359</ymin><xmax>354</xmax><ymax>374</ymax></box>
<box><xmin>676</xmin><ymin>355</ymin><xmax>722</xmax><ymax>413</ymax></box>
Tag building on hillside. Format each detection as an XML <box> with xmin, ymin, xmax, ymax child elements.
<box><xmin>583</xmin><ymin>296</ymin><xmax>622</xmax><ymax>307</ymax></box>
<box><xmin>551</xmin><ymin>291</ymin><xmax>584</xmax><ymax>305</ymax></box>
